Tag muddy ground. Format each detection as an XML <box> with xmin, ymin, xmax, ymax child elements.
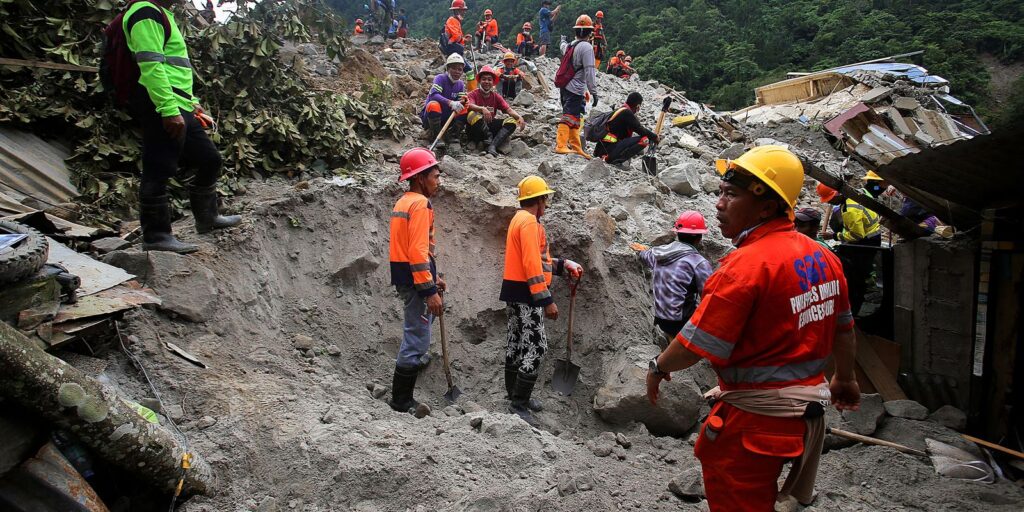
<box><xmin>73</xmin><ymin>38</ymin><xmax>1024</xmax><ymax>511</ymax></box>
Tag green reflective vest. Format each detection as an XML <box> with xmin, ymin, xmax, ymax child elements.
<box><xmin>124</xmin><ymin>1</ymin><xmax>197</xmax><ymax>117</ymax></box>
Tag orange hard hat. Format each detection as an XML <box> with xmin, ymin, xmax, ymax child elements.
<box><xmin>674</xmin><ymin>210</ymin><xmax>708</xmax><ymax>234</ymax></box>
<box><xmin>816</xmin><ymin>183</ymin><xmax>838</xmax><ymax>203</ymax></box>
<box><xmin>356</xmin><ymin>19</ymin><xmax>363</xmax><ymax>24</ymax></box>
<box><xmin>484</xmin><ymin>9</ymin><xmax>492</xmax><ymax>16</ymax></box>
<box><xmin>596</xmin><ymin>11</ymin><xmax>604</xmax><ymax>18</ymax></box>
<box><xmin>522</xmin><ymin>22</ymin><xmax>532</xmax><ymax>30</ymax></box>
<box><xmin>399</xmin><ymin>148</ymin><xmax>439</xmax><ymax>182</ymax></box>
<box><xmin>450</xmin><ymin>0</ymin><xmax>467</xmax><ymax>10</ymax></box>
<box><xmin>574</xmin><ymin>14</ymin><xmax>594</xmax><ymax>29</ymax></box>
<box><xmin>616</xmin><ymin>50</ymin><xmax>625</xmax><ymax>56</ymax></box>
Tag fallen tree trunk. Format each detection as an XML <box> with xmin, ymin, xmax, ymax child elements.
<box><xmin>0</xmin><ymin>321</ymin><xmax>213</xmax><ymax>496</ymax></box>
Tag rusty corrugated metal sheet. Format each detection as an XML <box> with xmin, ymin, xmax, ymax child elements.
<box><xmin>0</xmin><ymin>442</ymin><xmax>108</xmax><ymax>511</ymax></box>
<box><xmin>875</xmin><ymin>126</ymin><xmax>1023</xmax><ymax>228</ymax></box>
<box><xmin>0</xmin><ymin>127</ymin><xmax>78</xmax><ymax>215</ymax></box>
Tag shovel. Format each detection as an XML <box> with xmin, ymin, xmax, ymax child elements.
<box><xmin>551</xmin><ymin>275</ymin><xmax>581</xmax><ymax>395</ymax></box>
<box><xmin>429</xmin><ymin>111</ymin><xmax>457</xmax><ymax>161</ymax></box>
<box><xmin>438</xmin><ymin>290</ymin><xmax>462</xmax><ymax>402</ymax></box>
<box><xmin>641</xmin><ymin>96</ymin><xmax>673</xmax><ymax>177</ymax></box>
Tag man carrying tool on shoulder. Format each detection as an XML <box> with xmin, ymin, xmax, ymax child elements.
<box><xmin>388</xmin><ymin>148</ymin><xmax>447</xmax><ymax>419</ymax></box>
<box><xmin>501</xmin><ymin>176</ymin><xmax>583</xmax><ymax>426</ymax></box>
<box><xmin>118</xmin><ymin>0</ymin><xmax>242</xmax><ymax>254</ymax></box>
<box><xmin>631</xmin><ymin>210</ymin><xmax>713</xmax><ymax>344</ymax></box>
<box><xmin>646</xmin><ymin>146</ymin><xmax>861</xmax><ymax>511</ymax></box>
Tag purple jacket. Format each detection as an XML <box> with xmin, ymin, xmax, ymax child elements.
<box><xmin>420</xmin><ymin>73</ymin><xmax>465</xmax><ymax>122</ymax></box>
<box><xmin>639</xmin><ymin>241</ymin><xmax>713</xmax><ymax>322</ymax></box>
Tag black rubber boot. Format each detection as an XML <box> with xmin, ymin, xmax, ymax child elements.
<box><xmin>140</xmin><ymin>194</ymin><xmax>198</xmax><ymax>254</ymax></box>
<box><xmin>509</xmin><ymin>371</ymin><xmax>540</xmax><ymax>426</ymax></box>
<box><xmin>488</xmin><ymin>125</ymin><xmax>514</xmax><ymax>157</ymax></box>
<box><xmin>389</xmin><ymin>365</ymin><xmax>430</xmax><ymax>418</ymax></box>
<box><xmin>446</xmin><ymin>118</ymin><xmax>465</xmax><ymax>155</ymax></box>
<box><xmin>190</xmin><ymin>185</ymin><xmax>242</xmax><ymax>234</ymax></box>
<box><xmin>428</xmin><ymin>115</ymin><xmax>446</xmax><ymax>158</ymax></box>
<box><xmin>505</xmin><ymin>365</ymin><xmax>542</xmax><ymax>412</ymax></box>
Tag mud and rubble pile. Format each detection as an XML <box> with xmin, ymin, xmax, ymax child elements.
<box><xmin>14</xmin><ymin>38</ymin><xmax>1023</xmax><ymax>511</ymax></box>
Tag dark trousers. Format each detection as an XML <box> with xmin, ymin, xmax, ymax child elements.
<box><xmin>500</xmin><ymin>79</ymin><xmax>520</xmax><ymax>100</ymax></box>
<box><xmin>837</xmin><ymin>235</ymin><xmax>881</xmax><ymax>316</ymax></box>
<box><xmin>559</xmin><ymin>89</ymin><xmax>585</xmax><ymax>124</ymax></box>
<box><xmin>466</xmin><ymin>118</ymin><xmax>506</xmax><ymax>141</ymax></box>
<box><xmin>596</xmin><ymin>136</ymin><xmax>647</xmax><ymax>164</ymax></box>
<box><xmin>130</xmin><ymin>94</ymin><xmax>220</xmax><ymax>198</ymax></box>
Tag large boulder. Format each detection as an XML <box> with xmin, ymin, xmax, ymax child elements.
<box><xmin>593</xmin><ymin>345</ymin><xmax>703</xmax><ymax>436</ymax></box>
<box><xmin>928</xmin><ymin>405</ymin><xmax>967</xmax><ymax>431</ymax></box>
<box><xmin>884</xmin><ymin>399</ymin><xmax>929</xmax><ymax>420</ymax></box>
<box><xmin>841</xmin><ymin>393</ymin><xmax>885</xmax><ymax>435</ymax></box>
<box><xmin>657</xmin><ymin>163</ymin><xmax>701</xmax><ymax>197</ymax></box>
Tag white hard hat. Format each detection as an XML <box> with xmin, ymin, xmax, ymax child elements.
<box><xmin>445</xmin><ymin>53</ymin><xmax>465</xmax><ymax>67</ymax></box>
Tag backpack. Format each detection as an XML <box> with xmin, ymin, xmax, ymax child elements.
<box><xmin>553</xmin><ymin>40</ymin><xmax>581</xmax><ymax>89</ymax></box>
<box><xmin>100</xmin><ymin>0</ymin><xmax>171</xmax><ymax>107</ymax></box>
<box><xmin>583</xmin><ymin>107</ymin><xmax>627</xmax><ymax>142</ymax></box>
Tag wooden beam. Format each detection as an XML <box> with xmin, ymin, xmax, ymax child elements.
<box><xmin>855</xmin><ymin>328</ymin><xmax>908</xmax><ymax>401</ymax></box>
<box><xmin>0</xmin><ymin>57</ymin><xmax>98</xmax><ymax>73</ymax></box>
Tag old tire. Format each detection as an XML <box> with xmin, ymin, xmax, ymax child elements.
<box><xmin>0</xmin><ymin>220</ymin><xmax>49</xmax><ymax>285</ymax></box>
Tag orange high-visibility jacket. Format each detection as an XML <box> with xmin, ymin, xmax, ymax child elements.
<box><xmin>389</xmin><ymin>192</ymin><xmax>437</xmax><ymax>297</ymax></box>
<box><xmin>500</xmin><ymin>210</ymin><xmax>564</xmax><ymax>306</ymax></box>
<box><xmin>445</xmin><ymin>16</ymin><xmax>463</xmax><ymax>44</ymax></box>
<box><xmin>481</xmin><ymin>19</ymin><xmax>498</xmax><ymax>38</ymax></box>
<box><xmin>516</xmin><ymin>32</ymin><xmax>533</xmax><ymax>46</ymax></box>
<box><xmin>354</xmin><ymin>26</ymin><xmax>363</xmax><ymax>35</ymax></box>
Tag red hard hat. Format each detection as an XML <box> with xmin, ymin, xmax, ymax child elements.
<box><xmin>596</xmin><ymin>11</ymin><xmax>604</xmax><ymax>18</ymax></box>
<box><xmin>399</xmin><ymin>148</ymin><xmax>439</xmax><ymax>182</ymax></box>
<box><xmin>356</xmin><ymin>19</ymin><xmax>363</xmax><ymax>24</ymax></box>
<box><xmin>484</xmin><ymin>9</ymin><xmax>492</xmax><ymax>16</ymax></box>
<box><xmin>478</xmin><ymin>65</ymin><xmax>497</xmax><ymax>80</ymax></box>
<box><xmin>523</xmin><ymin>22</ymin><xmax>532</xmax><ymax>30</ymax></box>
<box><xmin>674</xmin><ymin>210</ymin><xmax>708</xmax><ymax>234</ymax></box>
<box><xmin>450</xmin><ymin>0</ymin><xmax>467</xmax><ymax>10</ymax></box>
<box><xmin>816</xmin><ymin>183</ymin><xmax>838</xmax><ymax>203</ymax></box>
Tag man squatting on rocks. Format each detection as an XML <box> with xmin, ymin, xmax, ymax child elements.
<box><xmin>420</xmin><ymin>53</ymin><xmax>468</xmax><ymax>155</ymax></box>
<box><xmin>501</xmin><ymin>176</ymin><xmax>584</xmax><ymax>426</ymax></box>
<box><xmin>387</xmin><ymin>148</ymin><xmax>448</xmax><ymax>418</ymax></box>
<box><xmin>555</xmin><ymin>15</ymin><xmax>599</xmax><ymax>159</ymax></box>
<box><xmin>631</xmin><ymin>210</ymin><xmax>713</xmax><ymax>344</ymax></box>
<box><xmin>646</xmin><ymin>146</ymin><xmax>861</xmax><ymax>511</ymax></box>
<box><xmin>594</xmin><ymin>92</ymin><xmax>660</xmax><ymax>165</ymax></box>
<box><xmin>124</xmin><ymin>0</ymin><xmax>241</xmax><ymax>253</ymax></box>
<box><xmin>463</xmin><ymin>65</ymin><xmax>526</xmax><ymax>157</ymax></box>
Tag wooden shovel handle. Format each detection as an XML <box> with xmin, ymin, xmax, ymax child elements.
<box><xmin>438</xmin><ymin>291</ymin><xmax>454</xmax><ymax>389</ymax></box>
<box><xmin>429</xmin><ymin>111</ymin><xmax>458</xmax><ymax>152</ymax></box>
<box><xmin>828</xmin><ymin>427</ymin><xmax>927</xmax><ymax>456</ymax></box>
<box><xmin>565</xmin><ymin>275</ymin><xmax>580</xmax><ymax>360</ymax></box>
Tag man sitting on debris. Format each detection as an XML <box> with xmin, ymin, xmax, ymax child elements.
<box><xmin>630</xmin><ymin>210</ymin><xmax>713</xmax><ymax>344</ymax></box>
<box><xmin>495</xmin><ymin>52</ymin><xmax>523</xmax><ymax>100</ymax></box>
<box><xmin>618</xmin><ymin>56</ymin><xmax>636</xmax><ymax>79</ymax></box>
<box><xmin>441</xmin><ymin>0</ymin><xmax>467</xmax><ymax>58</ymax></box>
<box><xmin>793</xmin><ymin>207</ymin><xmax>832</xmax><ymax>251</ymax></box>
<box><xmin>354</xmin><ymin>18</ymin><xmax>364</xmax><ymax>35</ymax></box>
<box><xmin>647</xmin><ymin>146</ymin><xmax>860</xmax><ymax>512</ymax></box>
<box><xmin>555</xmin><ymin>14</ymin><xmax>598</xmax><ymax>159</ymax></box>
<box><xmin>388</xmin><ymin>148</ymin><xmax>447</xmax><ymax>419</ymax></box>
<box><xmin>515</xmin><ymin>22</ymin><xmax>538</xmax><ymax>57</ymax></box>
<box><xmin>464</xmin><ymin>66</ymin><xmax>526</xmax><ymax>156</ymax></box>
<box><xmin>817</xmin><ymin>183</ymin><xmax>881</xmax><ymax>316</ymax></box>
<box><xmin>606</xmin><ymin>50</ymin><xmax>624</xmax><ymax>74</ymax></box>
<box><xmin>122</xmin><ymin>0</ymin><xmax>241</xmax><ymax>253</ymax></box>
<box><xmin>419</xmin><ymin>53</ymin><xmax>468</xmax><ymax>155</ymax></box>
<box><xmin>594</xmin><ymin>92</ymin><xmax>659</xmax><ymax>165</ymax></box>
<box><xmin>474</xmin><ymin>9</ymin><xmax>499</xmax><ymax>53</ymax></box>
<box><xmin>501</xmin><ymin>176</ymin><xmax>584</xmax><ymax>426</ymax></box>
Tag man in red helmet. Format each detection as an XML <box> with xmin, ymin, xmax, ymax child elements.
<box><xmin>442</xmin><ymin>0</ymin><xmax>468</xmax><ymax>58</ymax></box>
<box><xmin>354</xmin><ymin>18</ymin><xmax>364</xmax><ymax>35</ymax></box>
<box><xmin>464</xmin><ymin>65</ymin><xmax>526</xmax><ymax>156</ymax></box>
<box><xmin>631</xmin><ymin>210</ymin><xmax>713</xmax><ymax>342</ymax></box>
<box><xmin>515</xmin><ymin>22</ymin><xmax>538</xmax><ymax>57</ymax></box>
<box><xmin>388</xmin><ymin>148</ymin><xmax>447</xmax><ymax>419</ymax></box>
<box><xmin>593</xmin><ymin>11</ymin><xmax>606</xmax><ymax>69</ymax></box>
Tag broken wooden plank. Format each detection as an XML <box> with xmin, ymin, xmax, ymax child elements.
<box><xmin>855</xmin><ymin>328</ymin><xmax>908</xmax><ymax>401</ymax></box>
<box><xmin>0</xmin><ymin>57</ymin><xmax>97</xmax><ymax>73</ymax></box>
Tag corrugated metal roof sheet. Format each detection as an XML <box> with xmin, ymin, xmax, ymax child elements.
<box><xmin>0</xmin><ymin>127</ymin><xmax>78</xmax><ymax>215</ymax></box>
<box><xmin>875</xmin><ymin>126</ymin><xmax>1023</xmax><ymax>228</ymax></box>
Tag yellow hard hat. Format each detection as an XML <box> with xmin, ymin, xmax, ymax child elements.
<box><xmin>715</xmin><ymin>145</ymin><xmax>804</xmax><ymax>219</ymax></box>
<box><xmin>865</xmin><ymin>170</ymin><xmax>884</xmax><ymax>181</ymax></box>
<box><xmin>517</xmin><ymin>175</ymin><xmax>555</xmax><ymax>201</ymax></box>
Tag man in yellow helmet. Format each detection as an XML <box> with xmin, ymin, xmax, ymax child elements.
<box><xmin>500</xmin><ymin>176</ymin><xmax>584</xmax><ymax>426</ymax></box>
<box><xmin>646</xmin><ymin>146</ymin><xmax>860</xmax><ymax>511</ymax></box>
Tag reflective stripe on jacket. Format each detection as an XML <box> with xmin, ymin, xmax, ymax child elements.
<box><xmin>838</xmin><ymin>198</ymin><xmax>881</xmax><ymax>243</ymax></box>
<box><xmin>389</xmin><ymin>192</ymin><xmax>437</xmax><ymax>297</ymax></box>
<box><xmin>124</xmin><ymin>1</ymin><xmax>196</xmax><ymax>117</ymax></box>
<box><xmin>500</xmin><ymin>210</ymin><xmax>564</xmax><ymax>306</ymax></box>
<box><xmin>676</xmin><ymin>217</ymin><xmax>855</xmax><ymax>391</ymax></box>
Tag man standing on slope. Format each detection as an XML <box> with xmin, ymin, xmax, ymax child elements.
<box><xmin>122</xmin><ymin>0</ymin><xmax>241</xmax><ymax>253</ymax></box>
<box><xmin>592</xmin><ymin>10</ymin><xmax>606</xmax><ymax>69</ymax></box>
<box><xmin>388</xmin><ymin>148</ymin><xmax>447</xmax><ymax>419</ymax></box>
<box><xmin>555</xmin><ymin>14</ymin><xmax>598</xmax><ymax>159</ymax></box>
<box><xmin>646</xmin><ymin>146</ymin><xmax>861</xmax><ymax>511</ymax></box>
<box><xmin>501</xmin><ymin>176</ymin><xmax>583</xmax><ymax>426</ymax></box>
<box><xmin>537</xmin><ymin>1</ymin><xmax>560</xmax><ymax>58</ymax></box>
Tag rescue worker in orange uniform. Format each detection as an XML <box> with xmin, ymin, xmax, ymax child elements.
<box><xmin>475</xmin><ymin>9</ymin><xmax>499</xmax><ymax>53</ymax></box>
<box><xmin>618</xmin><ymin>56</ymin><xmax>636</xmax><ymax>79</ymax></box>
<box><xmin>606</xmin><ymin>50</ymin><xmax>624</xmax><ymax>74</ymax></box>
<box><xmin>501</xmin><ymin>176</ymin><xmax>584</xmax><ymax>426</ymax></box>
<box><xmin>646</xmin><ymin>146</ymin><xmax>861</xmax><ymax>511</ymax></box>
<box><xmin>388</xmin><ymin>148</ymin><xmax>448</xmax><ymax>419</ymax></box>
<box><xmin>441</xmin><ymin>0</ymin><xmax>468</xmax><ymax>58</ymax></box>
<box><xmin>495</xmin><ymin>52</ymin><xmax>524</xmax><ymax>100</ymax></box>
<box><xmin>515</xmin><ymin>22</ymin><xmax>538</xmax><ymax>57</ymax></box>
<box><xmin>354</xmin><ymin>18</ymin><xmax>364</xmax><ymax>35</ymax></box>
<box><xmin>593</xmin><ymin>11</ymin><xmax>606</xmax><ymax>69</ymax></box>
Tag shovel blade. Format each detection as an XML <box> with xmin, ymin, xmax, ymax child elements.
<box><xmin>551</xmin><ymin>359</ymin><xmax>581</xmax><ymax>395</ymax></box>
<box><xmin>641</xmin><ymin>155</ymin><xmax>658</xmax><ymax>176</ymax></box>
<box><xmin>444</xmin><ymin>385</ymin><xmax>463</xmax><ymax>403</ymax></box>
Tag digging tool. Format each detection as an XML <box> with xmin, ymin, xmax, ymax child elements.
<box><xmin>428</xmin><ymin>110</ymin><xmax>457</xmax><ymax>160</ymax></box>
<box><xmin>827</xmin><ymin>427</ymin><xmax>927</xmax><ymax>457</ymax></box>
<box><xmin>641</xmin><ymin>96</ymin><xmax>673</xmax><ymax>177</ymax></box>
<box><xmin>551</xmin><ymin>275</ymin><xmax>581</xmax><ymax>395</ymax></box>
<box><xmin>438</xmin><ymin>290</ymin><xmax>462</xmax><ymax>402</ymax></box>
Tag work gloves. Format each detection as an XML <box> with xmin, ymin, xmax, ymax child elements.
<box><xmin>629</xmin><ymin>242</ymin><xmax>649</xmax><ymax>252</ymax></box>
<box><xmin>564</xmin><ymin>260</ymin><xmax>584</xmax><ymax>279</ymax></box>
<box><xmin>449</xmin><ymin>101</ymin><xmax>464</xmax><ymax>113</ymax></box>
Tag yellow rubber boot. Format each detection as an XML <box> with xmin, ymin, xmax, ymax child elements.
<box><xmin>554</xmin><ymin>123</ymin><xmax>573</xmax><ymax>154</ymax></box>
<box><xmin>568</xmin><ymin>126</ymin><xmax>593</xmax><ymax>159</ymax></box>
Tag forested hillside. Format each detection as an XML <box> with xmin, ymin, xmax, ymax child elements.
<box><xmin>332</xmin><ymin>1</ymin><xmax>1023</xmax><ymax>122</ymax></box>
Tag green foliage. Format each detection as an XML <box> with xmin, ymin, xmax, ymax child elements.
<box><xmin>330</xmin><ymin>0</ymin><xmax>1023</xmax><ymax>119</ymax></box>
<box><xmin>0</xmin><ymin>0</ymin><xmax>403</xmax><ymax>217</ymax></box>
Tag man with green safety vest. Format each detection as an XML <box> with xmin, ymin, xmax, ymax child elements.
<box><xmin>124</xmin><ymin>0</ymin><xmax>240</xmax><ymax>253</ymax></box>
<box><xmin>817</xmin><ymin>182</ymin><xmax>881</xmax><ymax>316</ymax></box>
